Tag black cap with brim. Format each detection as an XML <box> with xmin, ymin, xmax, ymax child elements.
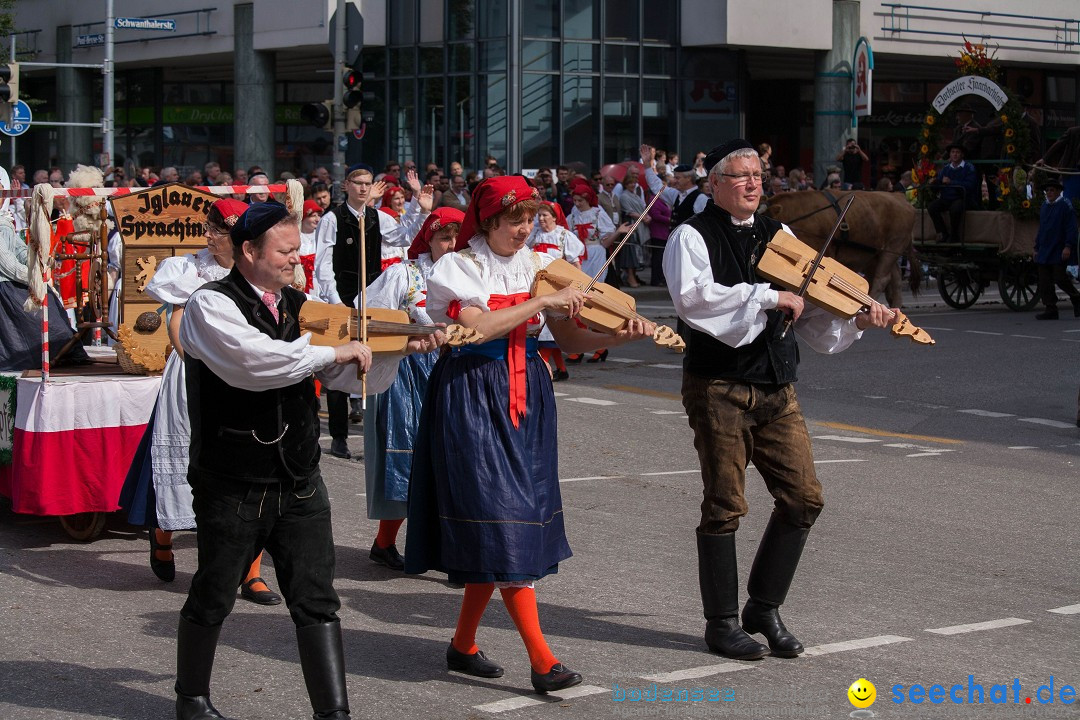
<box><xmin>944</xmin><ymin>143</ymin><xmax>966</xmax><ymax>155</ymax></box>
<box><xmin>1042</xmin><ymin>178</ymin><xmax>1064</xmax><ymax>190</ymax></box>
<box><xmin>704</xmin><ymin>139</ymin><xmax>755</xmax><ymax>173</ymax></box>
<box><xmin>230</xmin><ymin>200</ymin><xmax>290</xmax><ymax>246</ymax></box>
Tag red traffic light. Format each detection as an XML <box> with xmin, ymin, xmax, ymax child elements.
<box><xmin>343</xmin><ymin>69</ymin><xmax>361</xmax><ymax>90</ymax></box>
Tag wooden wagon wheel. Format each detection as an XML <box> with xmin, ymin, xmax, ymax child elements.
<box><xmin>59</xmin><ymin>512</ymin><xmax>107</xmax><ymax>541</ymax></box>
<box><xmin>936</xmin><ymin>265</ymin><xmax>983</xmax><ymax>309</ymax></box>
<box><xmin>998</xmin><ymin>258</ymin><xmax>1040</xmax><ymax>312</ymax></box>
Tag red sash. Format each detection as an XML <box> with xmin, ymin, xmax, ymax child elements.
<box><xmin>299</xmin><ymin>253</ymin><xmax>316</xmax><ymax>293</ymax></box>
<box><xmin>380</xmin><ymin>257</ymin><xmax>403</xmax><ymax>271</ymax></box>
<box><xmin>533</xmin><ymin>242</ymin><xmax>560</xmax><ymax>256</ymax></box>
<box><xmin>488</xmin><ymin>293</ymin><xmax>537</xmax><ymax>428</ymax></box>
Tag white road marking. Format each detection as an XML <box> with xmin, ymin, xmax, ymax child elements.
<box><xmin>813</xmin><ymin>435</ymin><xmax>881</xmax><ymax>443</ymax></box>
<box><xmin>1063</xmin><ymin>339</ymin><xmax>1080</xmax><ymax>343</ymax></box>
<box><xmin>650</xmin><ymin>410</ymin><xmax>683</xmax><ymax>415</ymax></box>
<box><xmin>1008</xmin><ymin>446</ymin><xmax>1037</xmax><ymax>450</ymax></box>
<box><xmin>802</xmin><ymin>635</ymin><xmax>912</xmax><ymax>657</ymax></box>
<box><xmin>607</xmin><ymin>357</ymin><xmax>639</xmax><ymax>364</ymax></box>
<box><xmin>958</xmin><ymin>409</ymin><xmax>1015</xmax><ymax>418</ymax></box>
<box><xmin>1019</xmin><ymin>417</ymin><xmax>1076</xmax><ymax>429</ymax></box>
<box><xmin>561</xmin><ymin>475</ymin><xmax>624</xmax><ymax>483</ymax></box>
<box><xmin>1049</xmin><ymin>604</ymin><xmax>1080</xmax><ymax>614</ymax></box>
<box><xmin>965</xmin><ymin>330</ymin><xmax>1004</xmax><ymax>336</ymax></box>
<box><xmin>1011</xmin><ymin>334</ymin><xmax>1044</xmax><ymax>339</ymax></box>
<box><xmin>565</xmin><ymin>397</ymin><xmax>619</xmax><ymax>406</ymax></box>
<box><xmin>648</xmin><ymin>363</ymin><xmax>684</xmax><ymax>369</ymax></box>
<box><xmin>553</xmin><ymin>392</ymin><xmax>569</xmax><ymax>397</ymax></box>
<box><xmin>863</xmin><ymin>395</ymin><xmax>888</xmax><ymax>399</ymax></box>
<box><xmin>641</xmin><ymin>663</ymin><xmax>755</xmax><ymax>683</ymax></box>
<box><xmin>918</xmin><ymin>326</ymin><xmax>954</xmax><ymax>331</ymax></box>
<box><xmin>925</xmin><ymin>617</ymin><xmax>1030</xmax><ymax>635</ymax></box>
<box><xmin>906</xmin><ymin>452</ymin><xmax>945</xmax><ymax>458</ymax></box>
<box><xmin>474</xmin><ymin>685</ymin><xmax>609</xmax><ymax>713</ymax></box>
<box><xmin>1064</xmin><ymin>329</ymin><xmax>1080</xmax><ymax>333</ymax></box>
<box><xmin>640</xmin><ymin>469</ymin><xmax>699</xmax><ymax>476</ymax></box>
<box><xmin>814</xmin><ymin>459</ymin><xmax>869</xmax><ymax>464</ymax></box>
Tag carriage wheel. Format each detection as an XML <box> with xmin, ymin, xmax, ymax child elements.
<box><xmin>936</xmin><ymin>267</ymin><xmax>983</xmax><ymax>309</ymax></box>
<box><xmin>998</xmin><ymin>259</ymin><xmax>1040</xmax><ymax>312</ymax></box>
<box><xmin>59</xmin><ymin>512</ymin><xmax>107</xmax><ymax>541</ymax></box>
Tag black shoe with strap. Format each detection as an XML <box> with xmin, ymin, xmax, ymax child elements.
<box><xmin>447</xmin><ymin>642</ymin><xmax>504</xmax><ymax>678</ymax></box>
<box><xmin>150</xmin><ymin>530</ymin><xmax>175</xmax><ymax>583</ymax></box>
<box><xmin>240</xmin><ymin>577</ymin><xmax>282</xmax><ymax>605</ymax></box>
<box><xmin>369</xmin><ymin>541</ymin><xmax>405</xmax><ymax>571</ymax></box>
<box><xmin>531</xmin><ymin>663</ymin><xmax>583</xmax><ymax>694</ymax></box>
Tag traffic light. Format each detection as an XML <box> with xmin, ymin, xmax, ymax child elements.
<box><xmin>300</xmin><ymin>100</ymin><xmax>332</xmax><ymax>131</ymax></box>
<box><xmin>0</xmin><ymin>63</ymin><xmax>19</xmax><ymax>123</ymax></box>
<box><xmin>342</xmin><ymin>68</ymin><xmax>376</xmax><ymax>131</ymax></box>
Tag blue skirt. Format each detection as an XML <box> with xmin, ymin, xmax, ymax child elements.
<box><xmin>405</xmin><ymin>341</ymin><xmax>571</xmax><ymax>583</ymax></box>
<box><xmin>117</xmin><ymin>407</ymin><xmax>157</xmax><ymax>527</ymax></box>
<box><xmin>364</xmin><ymin>351</ymin><xmax>438</xmax><ymax>520</ymax></box>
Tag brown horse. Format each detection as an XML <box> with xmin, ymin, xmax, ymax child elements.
<box><xmin>763</xmin><ymin>190</ymin><xmax>920</xmax><ymax>308</ymax></box>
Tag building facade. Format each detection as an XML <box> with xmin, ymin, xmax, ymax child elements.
<box><xmin>10</xmin><ymin>0</ymin><xmax>1080</xmax><ymax>184</ymax></box>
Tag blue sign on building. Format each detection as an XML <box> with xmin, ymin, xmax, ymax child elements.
<box><xmin>114</xmin><ymin>17</ymin><xmax>176</xmax><ymax>31</ymax></box>
<box><xmin>0</xmin><ymin>100</ymin><xmax>32</xmax><ymax>137</ymax></box>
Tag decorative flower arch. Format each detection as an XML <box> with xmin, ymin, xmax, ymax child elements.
<box><xmin>914</xmin><ymin>42</ymin><xmax>1036</xmax><ymax>219</ymax></box>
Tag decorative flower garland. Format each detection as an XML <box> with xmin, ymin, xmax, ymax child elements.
<box><xmin>0</xmin><ymin>373</ymin><xmax>17</xmax><ymax>467</ymax></box>
<box><xmin>914</xmin><ymin>42</ymin><xmax>1037</xmax><ymax>219</ymax></box>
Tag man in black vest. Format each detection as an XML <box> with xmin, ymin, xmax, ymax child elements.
<box><xmin>312</xmin><ymin>164</ymin><xmax>391</xmax><ymax>458</ymax></box>
<box><xmin>176</xmin><ymin>201</ymin><xmax>439</xmax><ymax>720</ymax></box>
<box><xmin>662</xmin><ymin>139</ymin><xmax>894</xmax><ymax>661</ymax></box>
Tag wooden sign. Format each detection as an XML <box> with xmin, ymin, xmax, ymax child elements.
<box><xmin>109</xmin><ymin>182</ymin><xmax>218</xmax><ymax>248</ymax></box>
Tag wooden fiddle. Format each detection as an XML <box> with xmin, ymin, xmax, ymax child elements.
<box><xmin>755</xmin><ymin>230</ymin><xmax>935</xmax><ymax>345</ymax></box>
<box><xmin>298</xmin><ymin>301</ymin><xmax>482</xmax><ymax>353</ymax></box>
<box><xmin>532</xmin><ymin>259</ymin><xmax>685</xmax><ymax>351</ymax></box>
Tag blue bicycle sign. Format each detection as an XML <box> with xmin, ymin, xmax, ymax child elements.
<box><xmin>1</xmin><ymin>100</ymin><xmax>32</xmax><ymax>137</ymax></box>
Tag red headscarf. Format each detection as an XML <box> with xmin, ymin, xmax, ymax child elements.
<box><xmin>212</xmin><ymin>198</ymin><xmax>249</xmax><ymax>228</ymax></box>
<box><xmin>456</xmin><ymin>176</ymin><xmax>542</xmax><ymax>251</ymax></box>
<box><xmin>380</xmin><ymin>186</ymin><xmax>406</xmax><ymax>217</ymax></box>
<box><xmin>408</xmin><ymin>207</ymin><xmax>465</xmax><ymax>259</ymax></box>
<box><xmin>302</xmin><ymin>199</ymin><xmax>323</xmax><ymax>217</ymax></box>
<box><xmin>569</xmin><ymin>179</ymin><xmax>598</xmax><ymax>207</ymax></box>
<box><xmin>542</xmin><ymin>200</ymin><xmax>570</xmax><ymax>230</ymax></box>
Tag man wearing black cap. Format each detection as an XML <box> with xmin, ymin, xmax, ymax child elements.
<box><xmin>174</xmin><ymin>201</ymin><xmax>441</xmax><ymax>720</ymax></box>
<box><xmin>928</xmin><ymin>144</ymin><xmax>979</xmax><ymax>242</ymax></box>
<box><xmin>662</xmin><ymin>139</ymin><xmax>894</xmax><ymax>662</ymax></box>
<box><xmin>1033</xmin><ymin>178</ymin><xmax>1080</xmax><ymax>320</ymax></box>
<box><xmin>641</xmin><ymin>144</ymin><xmax>709</xmax><ymax>229</ymax></box>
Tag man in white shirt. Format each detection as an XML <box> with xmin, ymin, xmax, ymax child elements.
<box><xmin>641</xmin><ymin>145</ymin><xmax>709</xmax><ymax>227</ymax></box>
<box><xmin>662</xmin><ymin>138</ymin><xmax>893</xmax><ymax>663</ymax></box>
<box><xmin>175</xmin><ymin>200</ymin><xmax>439</xmax><ymax>720</ymax></box>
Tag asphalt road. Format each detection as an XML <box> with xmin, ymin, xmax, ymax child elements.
<box><xmin>1</xmin><ymin>292</ymin><xmax>1078</xmax><ymax>720</ymax></box>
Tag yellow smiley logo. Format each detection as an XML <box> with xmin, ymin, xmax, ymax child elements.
<box><xmin>848</xmin><ymin>678</ymin><xmax>877</xmax><ymax>709</ymax></box>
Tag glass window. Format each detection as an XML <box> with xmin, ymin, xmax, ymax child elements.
<box><xmin>604</xmin><ymin>0</ymin><xmax>639</xmax><ymax>41</ymax></box>
<box><xmin>477</xmin><ymin>0</ymin><xmax>508</xmax><ymax>38</ymax></box>
<box><xmin>604</xmin><ymin>77</ymin><xmax>639</xmax><ymax>163</ymax></box>
<box><xmin>523</xmin><ymin>40</ymin><xmax>557</xmax><ymax>72</ymax></box>
<box><xmin>642</xmin><ymin>78</ymin><xmax>675</xmax><ymax>153</ymax></box>
<box><xmin>390</xmin><ymin>48</ymin><xmax>415</xmax><ymax>77</ymax></box>
<box><xmin>523</xmin><ymin>73</ymin><xmax>558</xmax><ymax>169</ymax></box>
<box><xmin>448</xmin><ymin>0</ymin><xmax>475</xmax><ymax>39</ymax></box>
<box><xmin>449</xmin><ymin>43</ymin><xmax>474</xmax><ymax>73</ymax></box>
<box><xmin>564</xmin><ymin>0</ymin><xmax>599</xmax><ymax>40</ymax></box>
<box><xmin>419</xmin><ymin>46</ymin><xmax>443</xmax><ymax>75</ymax></box>
<box><xmin>563</xmin><ymin>43</ymin><xmax>599</xmax><ymax>74</ymax></box>
<box><xmin>522</xmin><ymin>0</ymin><xmax>559</xmax><ymax>38</ymax></box>
<box><xmin>478</xmin><ymin>73</ymin><xmax>508</xmax><ymax>166</ymax></box>
<box><xmin>1046</xmin><ymin>75</ymin><xmax>1076</xmax><ymax>105</ymax></box>
<box><xmin>643</xmin><ymin>2</ymin><xmax>676</xmax><ymax>42</ymax></box>
<box><xmin>563</xmin><ymin>75</ymin><xmax>600</xmax><ymax>167</ymax></box>
<box><xmin>390</xmin><ymin>78</ymin><xmax>416</xmax><ymax>165</ymax></box>
<box><xmin>352</xmin><ymin>79</ymin><xmax>386</xmax><ymax>170</ymax></box>
<box><xmin>449</xmin><ymin>76</ymin><xmax>477</xmax><ymax>169</ymax></box>
<box><xmin>390</xmin><ymin>0</ymin><xmax>417</xmax><ymax>45</ymax></box>
<box><xmin>480</xmin><ymin>39</ymin><xmax>508</xmax><ymax>72</ymax></box>
<box><xmin>642</xmin><ymin>46</ymin><xmax>675</xmax><ymax>76</ymax></box>
<box><xmin>361</xmin><ymin>47</ymin><xmax>386</xmax><ymax>76</ymax></box>
<box><xmin>604</xmin><ymin>44</ymin><xmax>639</xmax><ymax>75</ymax></box>
<box><xmin>418</xmin><ymin>77</ymin><xmax>445</xmax><ymax>168</ymax></box>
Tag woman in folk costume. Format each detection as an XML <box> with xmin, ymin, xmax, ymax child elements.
<box><xmin>118</xmin><ymin>198</ymin><xmax>281</xmax><ymax>605</ymax></box>
<box><xmin>405</xmin><ymin>176</ymin><xmax>654</xmax><ymax>693</ymax></box>
<box><xmin>527</xmin><ymin>202</ymin><xmax>584</xmax><ymax>381</ymax></box>
<box><xmin>359</xmin><ymin>207</ymin><xmax>465</xmax><ymax>570</ymax></box>
<box><xmin>378</xmin><ymin>172</ymin><xmax>433</xmax><ymax>271</ymax></box>
<box><xmin>297</xmin><ymin>199</ymin><xmax>322</xmax><ymax>294</ymax></box>
<box><xmin>566</xmin><ymin>180</ymin><xmax>617</xmax><ymax>281</ymax></box>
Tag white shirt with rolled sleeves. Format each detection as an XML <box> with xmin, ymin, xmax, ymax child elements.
<box><xmin>312</xmin><ymin>203</ymin><xmax>413</xmax><ymax>305</ymax></box>
<box><xmin>662</xmin><ymin>220</ymin><xmax>864</xmax><ymax>354</ymax></box>
<box><xmin>645</xmin><ymin>167</ymin><xmax>709</xmax><ymax>215</ymax></box>
<box><xmin>179</xmin><ymin>281</ymin><xmax>401</xmax><ymax>396</ymax></box>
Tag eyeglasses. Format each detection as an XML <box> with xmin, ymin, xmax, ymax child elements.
<box><xmin>349</xmin><ymin>179</ymin><xmax>372</xmax><ymax>186</ymax></box>
<box><xmin>720</xmin><ymin>173</ymin><xmax>764</xmax><ymax>185</ymax></box>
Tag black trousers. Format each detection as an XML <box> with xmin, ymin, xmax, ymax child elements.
<box><xmin>180</xmin><ymin>471</ymin><xmax>340</xmax><ymax>629</ymax></box>
<box><xmin>1037</xmin><ymin>262</ymin><xmax>1080</xmax><ymax>309</ymax></box>
<box><xmin>326</xmin><ymin>389</ymin><xmax>349</xmax><ymax>440</ymax></box>
<box><xmin>928</xmin><ymin>197</ymin><xmax>966</xmax><ymax>241</ymax></box>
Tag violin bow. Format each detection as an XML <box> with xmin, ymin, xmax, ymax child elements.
<box><xmin>584</xmin><ymin>189</ymin><xmax>664</xmax><ymax>293</ymax></box>
<box><xmin>779</xmin><ymin>194</ymin><xmax>855</xmax><ymax>339</ymax></box>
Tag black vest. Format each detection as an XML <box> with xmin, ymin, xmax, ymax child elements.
<box><xmin>670</xmin><ymin>188</ymin><xmax>702</xmax><ymax>230</ymax></box>
<box><xmin>680</xmin><ymin>202</ymin><xmax>799</xmax><ymax>384</ymax></box>
<box><xmin>186</xmin><ymin>268</ymin><xmax>321</xmax><ymax>485</ymax></box>
<box><xmin>332</xmin><ymin>202</ymin><xmax>383</xmax><ymax>306</ymax></box>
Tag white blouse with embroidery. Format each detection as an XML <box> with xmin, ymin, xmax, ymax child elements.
<box><xmin>361</xmin><ymin>252</ymin><xmax>436</xmax><ymax>326</ymax></box>
<box><xmin>527</xmin><ymin>226</ymin><xmax>585</xmax><ymax>264</ymax></box>
<box><xmin>144</xmin><ymin>248</ymin><xmax>232</xmax><ymax>307</ymax></box>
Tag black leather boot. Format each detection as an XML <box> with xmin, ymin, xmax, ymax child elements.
<box><xmin>696</xmin><ymin>531</ymin><xmax>768</xmax><ymax>660</ymax></box>
<box><xmin>176</xmin><ymin>617</ymin><xmax>231</xmax><ymax>720</ymax></box>
<box><xmin>742</xmin><ymin>512</ymin><xmax>811</xmax><ymax>658</ymax></box>
<box><xmin>297</xmin><ymin>622</ymin><xmax>351</xmax><ymax>720</ymax></box>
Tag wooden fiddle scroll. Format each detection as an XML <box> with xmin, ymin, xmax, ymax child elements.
<box><xmin>298</xmin><ymin>301</ymin><xmax>482</xmax><ymax>352</ymax></box>
<box><xmin>756</xmin><ymin>230</ymin><xmax>935</xmax><ymax>345</ymax></box>
<box><xmin>533</xmin><ymin>259</ymin><xmax>685</xmax><ymax>352</ymax></box>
